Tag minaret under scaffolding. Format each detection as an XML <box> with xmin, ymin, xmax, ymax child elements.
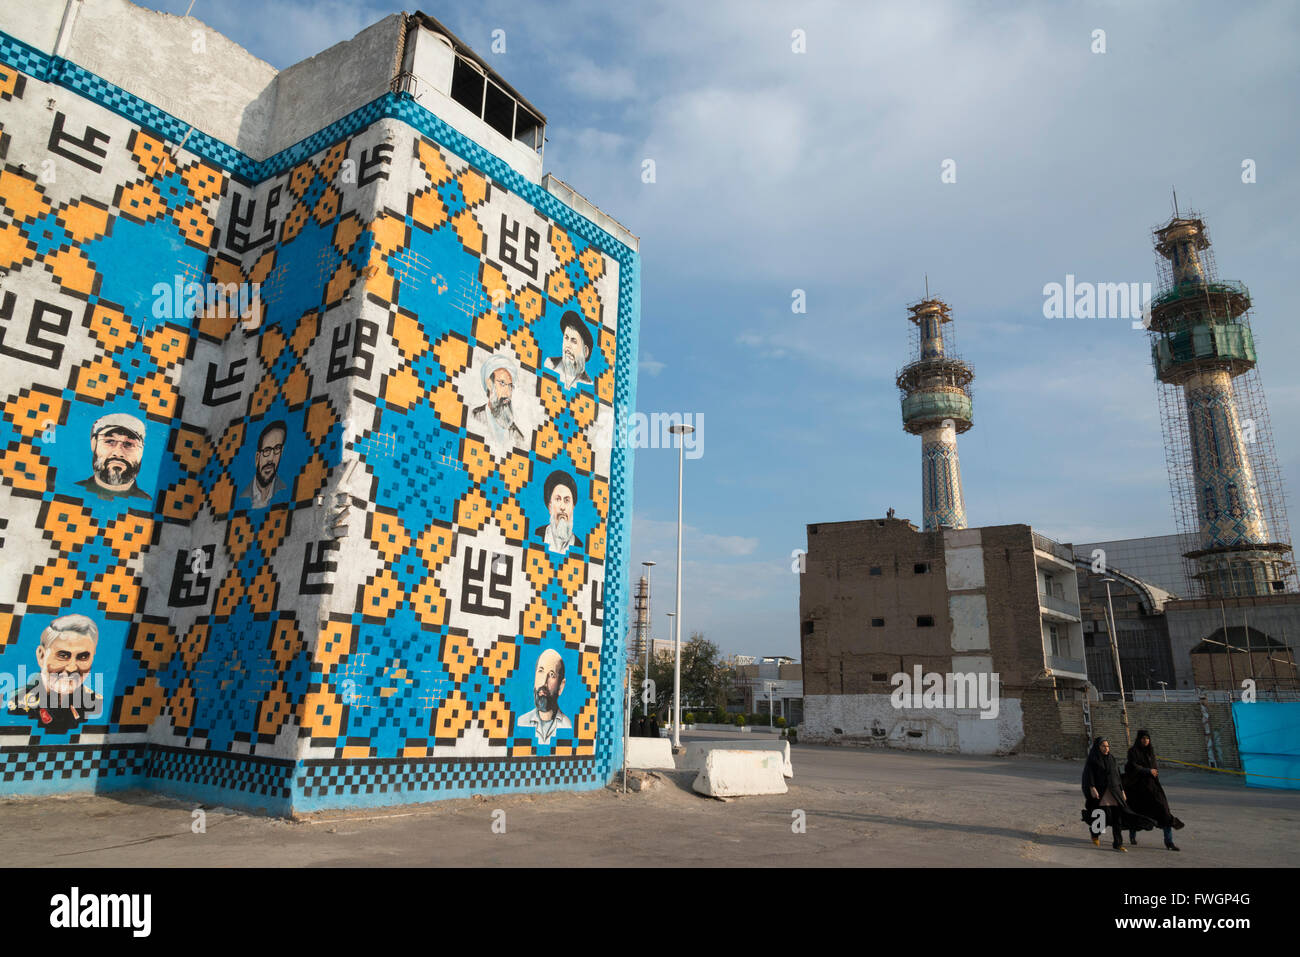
<box><xmin>1147</xmin><ymin>205</ymin><xmax>1295</xmax><ymax>596</ymax></box>
<box><xmin>897</xmin><ymin>295</ymin><xmax>974</xmax><ymax>531</ymax></box>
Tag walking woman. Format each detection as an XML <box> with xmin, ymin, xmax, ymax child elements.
<box><xmin>1081</xmin><ymin>737</ymin><xmax>1153</xmax><ymax>852</ymax></box>
<box><xmin>1123</xmin><ymin>730</ymin><xmax>1186</xmax><ymax>851</ymax></box>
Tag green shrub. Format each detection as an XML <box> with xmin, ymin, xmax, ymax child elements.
<box><xmin>684</xmin><ymin>712</ymin><xmax>695</xmax><ymax>724</ymax></box>
<box><xmin>776</xmin><ymin>716</ymin><xmax>788</xmax><ymax>728</ymax></box>
<box><xmin>734</xmin><ymin>714</ymin><xmax>746</xmax><ymax>727</ymax></box>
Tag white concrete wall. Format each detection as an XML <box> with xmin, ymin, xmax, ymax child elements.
<box><xmin>943</xmin><ymin>529</ymin><xmax>984</xmax><ymax>590</ymax></box>
<box><xmin>265</xmin><ymin>14</ymin><xmax>404</xmax><ymax>156</ymax></box>
<box><xmin>0</xmin><ymin>0</ymin><xmax>64</xmax><ymax>51</ymax></box>
<box><xmin>401</xmin><ymin>24</ymin><xmax>543</xmax><ymax>183</ymax></box>
<box><xmin>802</xmin><ymin>692</ymin><xmax>1023</xmax><ymax>755</ymax></box>
<box><xmin>54</xmin><ymin>0</ymin><xmax>279</xmax><ymax>154</ymax></box>
<box><xmin>948</xmin><ymin>593</ymin><xmax>990</xmax><ymax>652</ymax></box>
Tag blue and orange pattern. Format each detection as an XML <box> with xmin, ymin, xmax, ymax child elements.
<box><xmin>0</xmin><ymin>28</ymin><xmax>638</xmax><ymax>812</ymax></box>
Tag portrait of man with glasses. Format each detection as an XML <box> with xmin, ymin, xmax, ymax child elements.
<box><xmin>239</xmin><ymin>419</ymin><xmax>289</xmax><ymax>509</ymax></box>
<box><xmin>76</xmin><ymin>413</ymin><xmax>150</xmax><ymax>502</ymax></box>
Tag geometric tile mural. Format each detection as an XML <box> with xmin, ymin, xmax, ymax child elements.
<box><xmin>0</xmin><ymin>29</ymin><xmax>639</xmax><ymax>813</ymax></box>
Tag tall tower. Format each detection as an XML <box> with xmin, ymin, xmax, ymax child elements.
<box><xmin>633</xmin><ymin>575</ymin><xmax>649</xmax><ymax>659</ymax></box>
<box><xmin>1148</xmin><ymin>208</ymin><xmax>1295</xmax><ymax>596</ymax></box>
<box><xmin>897</xmin><ymin>296</ymin><xmax>974</xmax><ymax>530</ymax></box>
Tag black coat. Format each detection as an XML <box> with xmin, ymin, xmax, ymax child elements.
<box><xmin>1122</xmin><ymin>739</ymin><xmax>1185</xmax><ymax>830</ymax></box>
<box><xmin>1080</xmin><ymin>742</ymin><xmax>1156</xmax><ymax>831</ymax></box>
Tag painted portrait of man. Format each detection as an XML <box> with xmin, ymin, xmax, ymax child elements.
<box><xmin>516</xmin><ymin>648</ymin><xmax>571</xmax><ymax>745</ymax></box>
<box><xmin>76</xmin><ymin>413</ymin><xmax>149</xmax><ymax>501</ymax></box>
<box><xmin>239</xmin><ymin>419</ymin><xmax>288</xmax><ymax>509</ymax></box>
<box><xmin>537</xmin><ymin>468</ymin><xmax>582</xmax><ymax>556</ymax></box>
<box><xmin>6</xmin><ymin>614</ymin><xmax>101</xmax><ymax>733</ymax></box>
<box><xmin>543</xmin><ymin>310</ymin><xmax>594</xmax><ymax>390</ymax></box>
<box><xmin>469</xmin><ymin>352</ymin><xmax>527</xmax><ymax>452</ymax></box>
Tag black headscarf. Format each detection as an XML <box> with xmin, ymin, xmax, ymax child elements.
<box><xmin>1082</xmin><ymin>736</ymin><xmax>1116</xmax><ymax>798</ymax></box>
<box><xmin>1086</xmin><ymin>736</ymin><xmax>1108</xmax><ymax>772</ymax></box>
<box><xmin>1127</xmin><ymin>729</ymin><xmax>1157</xmax><ymax>772</ymax></box>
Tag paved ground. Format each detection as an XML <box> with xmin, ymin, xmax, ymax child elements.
<box><xmin>3</xmin><ymin>733</ymin><xmax>1296</xmax><ymax>866</ymax></box>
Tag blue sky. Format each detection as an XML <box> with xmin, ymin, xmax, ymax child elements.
<box><xmin>139</xmin><ymin>0</ymin><xmax>1300</xmax><ymax>659</ymax></box>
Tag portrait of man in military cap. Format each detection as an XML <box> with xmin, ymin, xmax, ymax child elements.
<box><xmin>238</xmin><ymin>419</ymin><xmax>288</xmax><ymax>509</ymax></box>
<box><xmin>469</xmin><ymin>352</ymin><xmax>527</xmax><ymax>453</ymax></box>
<box><xmin>76</xmin><ymin>413</ymin><xmax>149</xmax><ymax>501</ymax></box>
<box><xmin>537</xmin><ymin>468</ymin><xmax>582</xmax><ymax>556</ymax></box>
<box><xmin>6</xmin><ymin>614</ymin><xmax>101</xmax><ymax>733</ymax></box>
<box><xmin>516</xmin><ymin>648</ymin><xmax>571</xmax><ymax>746</ymax></box>
<box><xmin>544</xmin><ymin>310</ymin><xmax>594</xmax><ymax>390</ymax></box>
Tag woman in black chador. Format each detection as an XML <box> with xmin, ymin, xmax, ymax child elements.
<box><xmin>1123</xmin><ymin>730</ymin><xmax>1185</xmax><ymax>851</ymax></box>
<box><xmin>1081</xmin><ymin>737</ymin><xmax>1155</xmax><ymax>852</ymax></box>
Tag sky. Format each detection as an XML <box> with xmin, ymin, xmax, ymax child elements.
<box><xmin>138</xmin><ymin>0</ymin><xmax>1300</xmax><ymax>659</ymax></box>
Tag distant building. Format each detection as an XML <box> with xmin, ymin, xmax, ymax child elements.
<box><xmin>1074</xmin><ymin>561</ymin><xmax>1177</xmax><ymax>695</ymax></box>
<box><xmin>798</xmin><ymin>516</ymin><xmax>1085</xmax><ymax>754</ymax></box>
<box><xmin>731</xmin><ymin>657</ymin><xmax>803</xmax><ymax>724</ymax></box>
<box><xmin>1166</xmin><ymin>595</ymin><xmax>1300</xmax><ymax>691</ymax></box>
<box><xmin>1075</xmin><ymin>534</ymin><xmax>1195</xmax><ymax>598</ymax></box>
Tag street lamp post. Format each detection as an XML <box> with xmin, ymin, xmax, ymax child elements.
<box><xmin>665</xmin><ymin>612</ymin><xmax>675</xmax><ymax>728</ymax></box>
<box><xmin>1102</xmin><ymin>577</ymin><xmax>1131</xmax><ymax>747</ymax></box>
<box><xmin>667</xmin><ymin>423</ymin><xmax>694</xmax><ymax>750</ymax></box>
<box><xmin>641</xmin><ymin>560</ymin><xmax>656</xmax><ymax>715</ymax></box>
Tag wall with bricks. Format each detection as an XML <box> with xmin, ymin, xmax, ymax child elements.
<box><xmin>798</xmin><ymin>519</ymin><xmax>1076</xmax><ymax>753</ymax></box>
<box><xmin>1168</xmin><ymin>596</ymin><xmax>1300</xmax><ymax>690</ymax></box>
<box><xmin>1055</xmin><ymin>700</ymin><xmax>1241</xmax><ymax>770</ymax></box>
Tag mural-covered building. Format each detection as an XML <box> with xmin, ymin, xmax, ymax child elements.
<box><xmin>0</xmin><ymin>2</ymin><xmax>638</xmax><ymax>813</ymax></box>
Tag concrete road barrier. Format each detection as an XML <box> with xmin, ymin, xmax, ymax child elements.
<box><xmin>692</xmin><ymin>750</ymin><xmax>788</xmax><ymax>797</ymax></box>
<box><xmin>625</xmin><ymin>737</ymin><xmax>675</xmax><ymax>769</ymax></box>
<box><xmin>682</xmin><ymin>739</ymin><xmax>793</xmax><ymax>778</ymax></box>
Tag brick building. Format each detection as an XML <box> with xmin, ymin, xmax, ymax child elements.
<box><xmin>798</xmin><ymin>516</ymin><xmax>1084</xmax><ymax>754</ymax></box>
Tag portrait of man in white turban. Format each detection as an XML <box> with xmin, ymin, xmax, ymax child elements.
<box><xmin>469</xmin><ymin>352</ymin><xmax>528</xmax><ymax>453</ymax></box>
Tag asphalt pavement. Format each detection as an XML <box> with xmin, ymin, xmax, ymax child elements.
<box><xmin>2</xmin><ymin>732</ymin><xmax>1295</xmax><ymax>866</ymax></box>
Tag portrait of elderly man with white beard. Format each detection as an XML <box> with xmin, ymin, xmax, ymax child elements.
<box><xmin>543</xmin><ymin>310</ymin><xmax>594</xmax><ymax>390</ymax></box>
<box><xmin>76</xmin><ymin>413</ymin><xmax>150</xmax><ymax>502</ymax></box>
<box><xmin>469</xmin><ymin>352</ymin><xmax>527</xmax><ymax>453</ymax></box>
<box><xmin>6</xmin><ymin>614</ymin><xmax>101</xmax><ymax>733</ymax></box>
<box><xmin>537</xmin><ymin>469</ymin><xmax>582</xmax><ymax>556</ymax></box>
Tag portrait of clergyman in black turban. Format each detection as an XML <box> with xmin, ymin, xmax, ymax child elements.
<box><xmin>537</xmin><ymin>468</ymin><xmax>581</xmax><ymax>556</ymax></box>
<box><xmin>543</xmin><ymin>310</ymin><xmax>594</xmax><ymax>390</ymax></box>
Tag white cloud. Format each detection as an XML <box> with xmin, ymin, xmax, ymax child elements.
<box><xmin>564</xmin><ymin>56</ymin><xmax>638</xmax><ymax>101</ymax></box>
<box><xmin>639</xmin><ymin>351</ymin><xmax>666</xmax><ymax>375</ymax></box>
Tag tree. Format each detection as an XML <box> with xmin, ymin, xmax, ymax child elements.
<box><xmin>679</xmin><ymin>632</ymin><xmax>726</xmax><ymax>713</ymax></box>
<box><xmin>629</xmin><ymin>649</ymin><xmax>675</xmax><ymax>718</ymax></box>
<box><xmin>629</xmin><ymin>632</ymin><xmax>726</xmax><ymax>719</ymax></box>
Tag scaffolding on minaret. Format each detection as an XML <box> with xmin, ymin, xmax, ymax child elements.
<box><xmin>632</xmin><ymin>575</ymin><xmax>649</xmax><ymax>659</ymax></box>
<box><xmin>1146</xmin><ymin>207</ymin><xmax>1296</xmax><ymax>597</ymax></box>
<box><xmin>897</xmin><ymin>293</ymin><xmax>974</xmax><ymax>532</ymax></box>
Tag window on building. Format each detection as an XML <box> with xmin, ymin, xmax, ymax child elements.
<box><xmin>871</xmin><ymin>672</ymin><xmax>888</xmax><ymax>682</ymax></box>
<box><xmin>917</xmin><ymin>615</ymin><xmax>935</xmax><ymax>627</ymax></box>
<box><xmin>1049</xmin><ymin>624</ymin><xmax>1071</xmax><ymax>657</ymax></box>
<box><xmin>871</xmin><ymin>618</ymin><xmax>885</xmax><ymax>627</ymax></box>
<box><xmin>801</xmin><ymin>620</ymin><xmax>814</xmax><ymax>636</ymax></box>
<box><xmin>450</xmin><ymin>56</ymin><xmax>486</xmax><ymax>116</ymax></box>
<box><xmin>914</xmin><ymin>563</ymin><xmax>929</xmax><ymax>574</ymax></box>
<box><xmin>449</xmin><ymin>55</ymin><xmax>545</xmax><ymax>153</ymax></box>
<box><xmin>514</xmin><ymin>106</ymin><xmax>544</xmax><ymax>150</ymax></box>
<box><xmin>483</xmin><ymin>79</ymin><xmax>516</xmax><ymax>138</ymax></box>
<box><xmin>869</xmin><ymin>566</ymin><xmax>882</xmax><ymax>576</ymax></box>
